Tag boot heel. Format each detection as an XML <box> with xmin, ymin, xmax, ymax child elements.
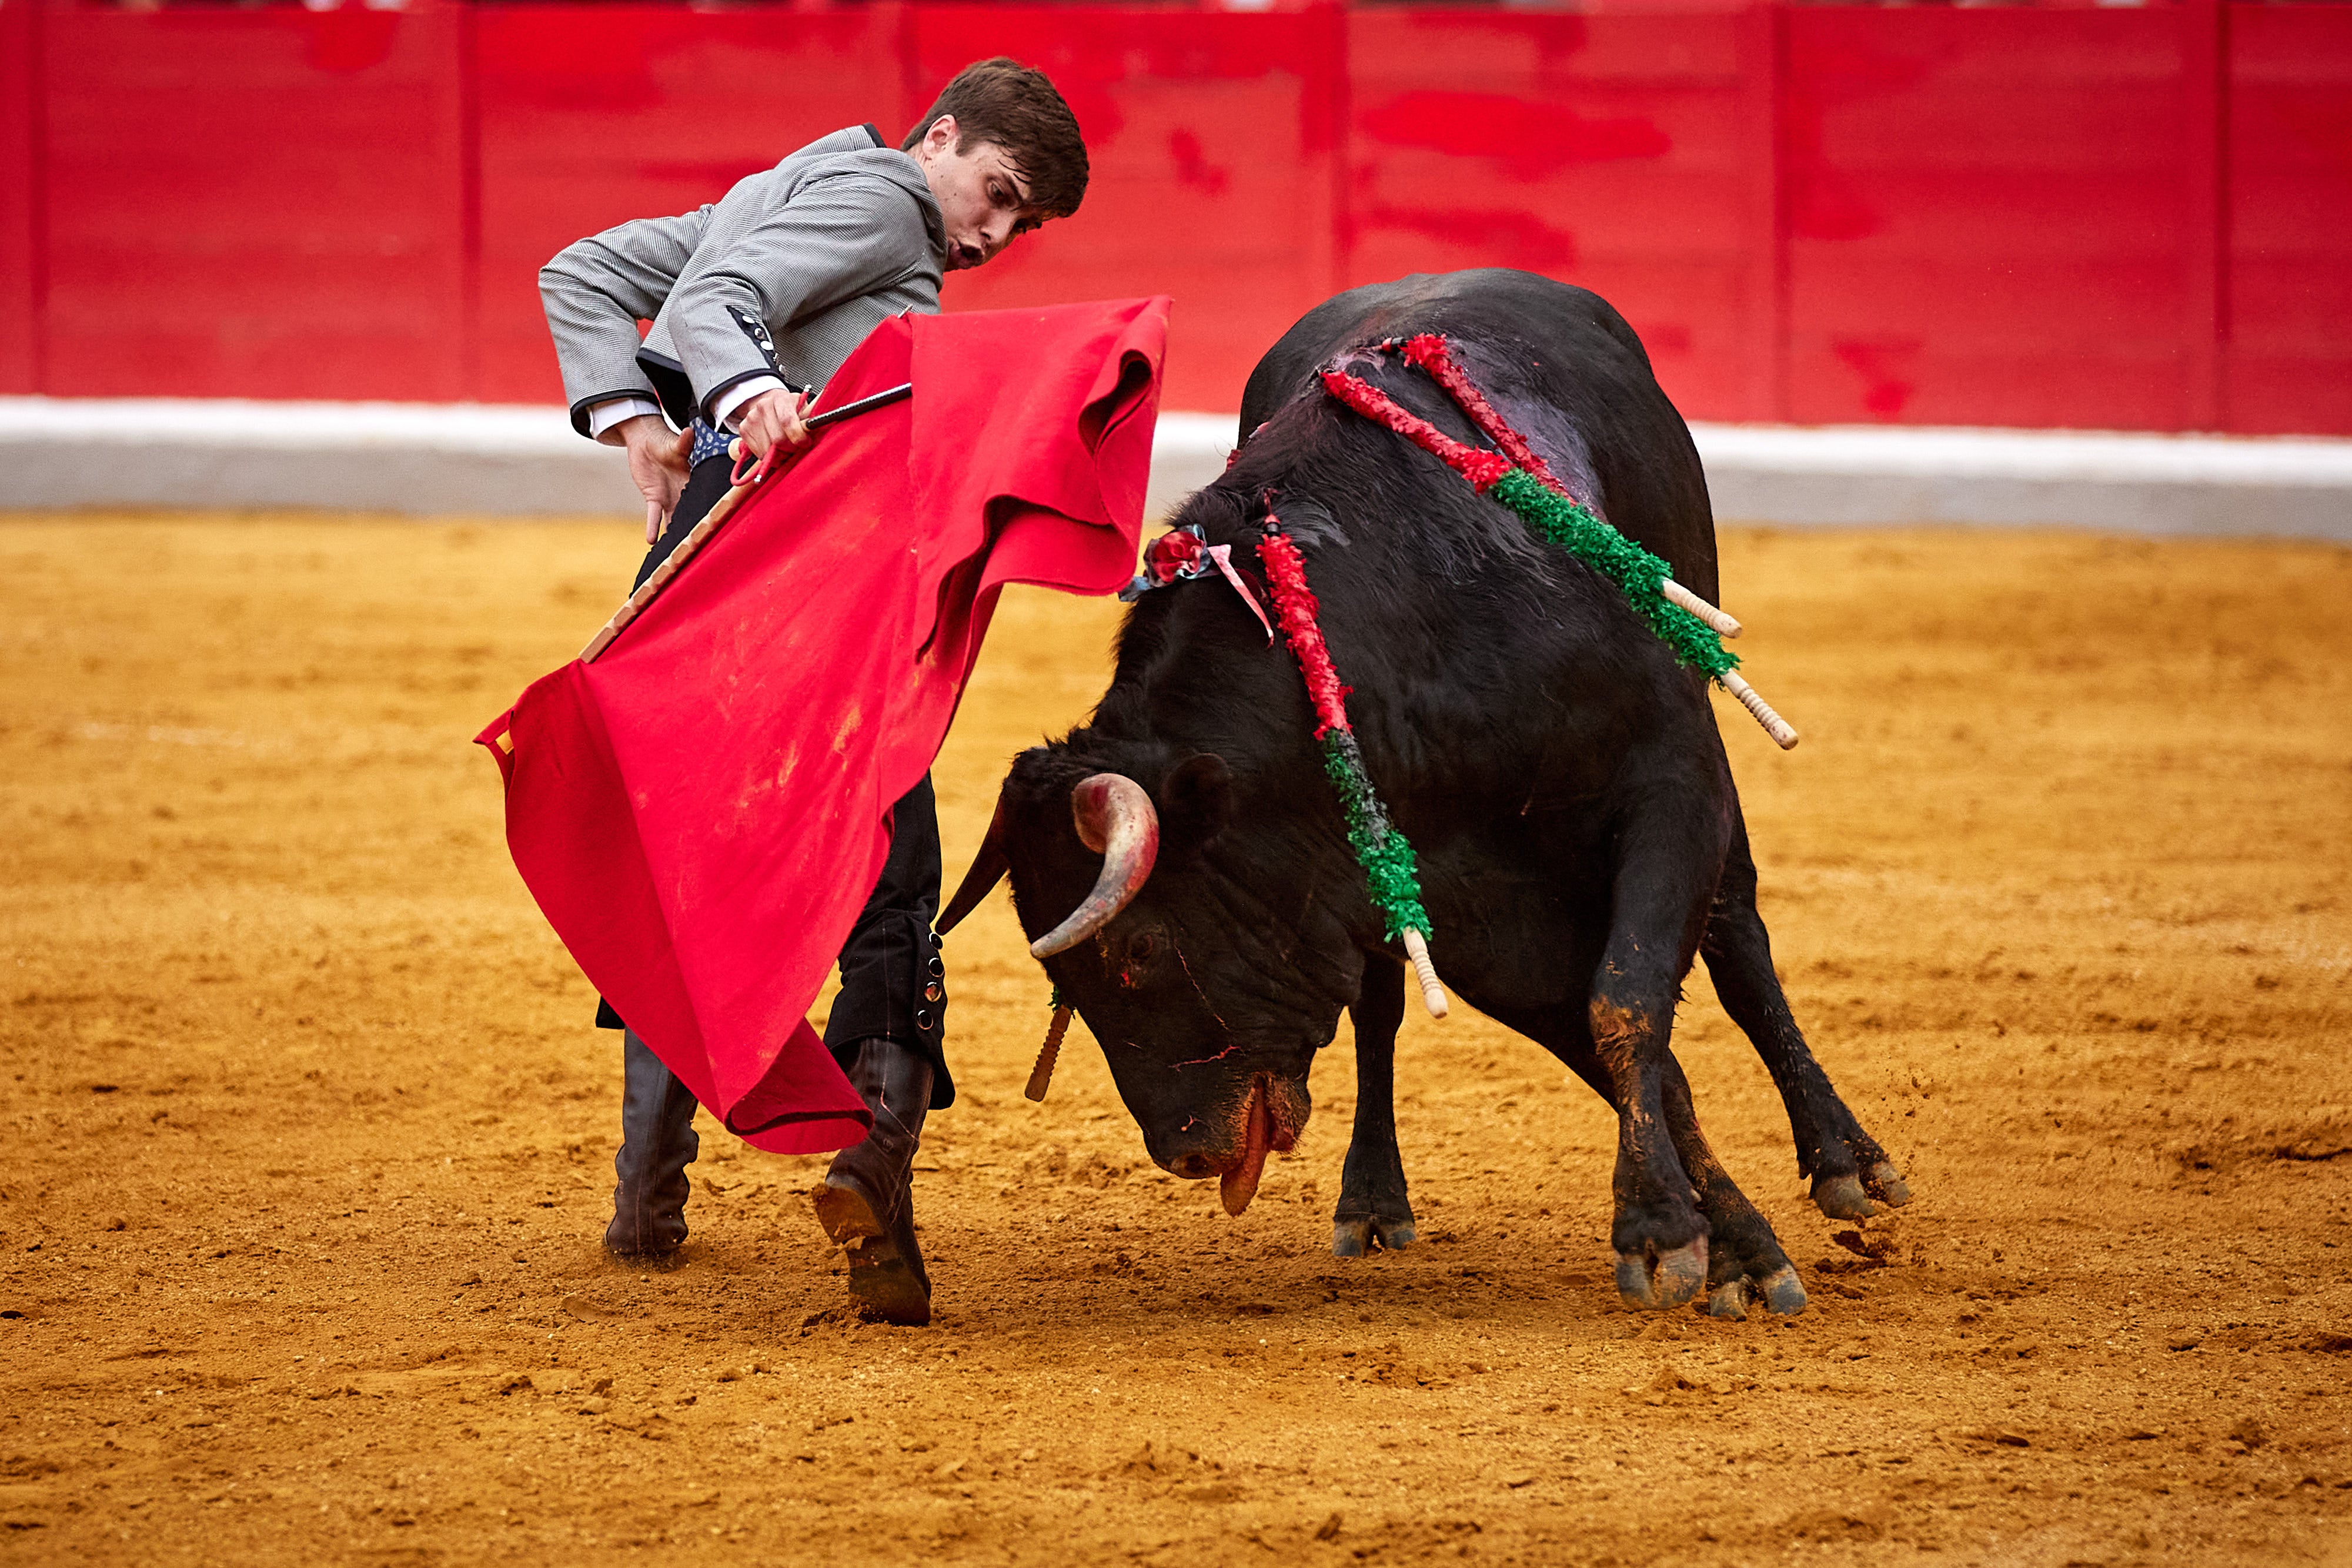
<box><xmin>813</xmin><ymin>1174</ymin><xmax>931</xmax><ymax>1326</ymax></box>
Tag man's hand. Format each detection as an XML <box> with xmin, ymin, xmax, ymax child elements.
<box><xmin>736</xmin><ymin>387</ymin><xmax>813</xmax><ymax>462</ymax></box>
<box><xmin>616</xmin><ymin>414</ymin><xmax>693</xmax><ymax>544</ymax></box>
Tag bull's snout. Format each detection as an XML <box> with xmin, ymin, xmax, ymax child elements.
<box><xmin>1145</xmin><ymin>1074</ymin><xmax>1313</xmax><ymax>1218</ymax></box>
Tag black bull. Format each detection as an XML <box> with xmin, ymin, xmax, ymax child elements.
<box><xmin>943</xmin><ymin>268</ymin><xmax>1910</xmax><ymax>1318</ymax></box>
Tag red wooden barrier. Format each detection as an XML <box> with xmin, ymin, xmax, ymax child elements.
<box><xmin>1</xmin><ymin>0</ymin><xmax>36</xmax><ymax>396</ymax></box>
<box><xmin>475</xmin><ymin>4</ymin><xmax>911</xmax><ymax>404</ymax></box>
<box><xmin>37</xmin><ymin>4</ymin><xmax>469</xmax><ymax>402</ymax></box>
<box><xmin>910</xmin><ymin>5</ymin><xmax>1344</xmax><ymax>413</ymax></box>
<box><xmin>2229</xmin><ymin>5</ymin><xmax>2352</xmax><ymax>436</ymax></box>
<box><xmin>4</xmin><ymin>1</ymin><xmax>2347</xmax><ymax>435</ymax></box>
<box><xmin>1782</xmin><ymin>5</ymin><xmax>2217</xmax><ymax>430</ymax></box>
<box><xmin>1345</xmin><ymin>6</ymin><xmax>1773</xmax><ymax>420</ymax></box>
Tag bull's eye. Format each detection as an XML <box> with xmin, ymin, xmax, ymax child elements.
<box><xmin>1125</xmin><ymin>931</ymin><xmax>1164</xmax><ymax>965</ymax></box>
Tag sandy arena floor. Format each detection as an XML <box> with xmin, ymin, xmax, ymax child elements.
<box><xmin>0</xmin><ymin>511</ymin><xmax>2346</xmax><ymax>1567</ymax></box>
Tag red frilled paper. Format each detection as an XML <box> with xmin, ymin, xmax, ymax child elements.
<box><xmin>477</xmin><ymin>298</ymin><xmax>1170</xmax><ymax>1153</ymax></box>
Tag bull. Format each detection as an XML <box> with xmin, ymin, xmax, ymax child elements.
<box><xmin>944</xmin><ymin>269</ymin><xmax>1910</xmax><ymax>1316</ymax></box>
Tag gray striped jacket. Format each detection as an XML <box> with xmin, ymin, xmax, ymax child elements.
<box><xmin>541</xmin><ymin>125</ymin><xmax>946</xmax><ymax>437</ymax></box>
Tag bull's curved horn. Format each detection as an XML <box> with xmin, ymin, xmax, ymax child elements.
<box><xmin>937</xmin><ymin>791</ymin><xmax>1011</xmax><ymax>935</ymax></box>
<box><xmin>1029</xmin><ymin>774</ymin><xmax>1160</xmax><ymax>958</ymax></box>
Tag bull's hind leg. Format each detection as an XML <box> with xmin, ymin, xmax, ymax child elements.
<box><xmin>1577</xmin><ymin>798</ymin><xmax>1724</xmax><ymax>1310</ymax></box>
<box><xmin>1702</xmin><ymin>805</ymin><xmax>1911</xmax><ymax>1221</ymax></box>
<box><xmin>1332</xmin><ymin>956</ymin><xmax>1416</xmax><ymax>1256</ymax></box>
<box><xmin>1661</xmin><ymin>1057</ymin><xmax>1807</xmax><ymax>1318</ymax></box>
<box><xmin>1546</xmin><ymin>1040</ymin><xmax>1806</xmax><ymax>1318</ymax></box>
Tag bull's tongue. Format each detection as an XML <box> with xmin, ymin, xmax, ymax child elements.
<box><xmin>1220</xmin><ymin>1086</ymin><xmax>1274</xmax><ymax>1217</ymax></box>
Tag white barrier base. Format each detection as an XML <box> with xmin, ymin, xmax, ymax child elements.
<box><xmin>3</xmin><ymin>397</ymin><xmax>2346</xmax><ymax>540</ymax></box>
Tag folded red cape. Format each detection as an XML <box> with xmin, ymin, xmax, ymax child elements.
<box><xmin>478</xmin><ymin>297</ymin><xmax>1170</xmax><ymax>1152</ymax></box>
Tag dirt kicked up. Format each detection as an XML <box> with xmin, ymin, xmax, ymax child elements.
<box><xmin>1</xmin><ymin>513</ymin><xmax>2347</xmax><ymax>1567</ymax></box>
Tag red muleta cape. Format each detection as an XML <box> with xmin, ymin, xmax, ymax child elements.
<box><xmin>477</xmin><ymin>298</ymin><xmax>1170</xmax><ymax>1153</ymax></box>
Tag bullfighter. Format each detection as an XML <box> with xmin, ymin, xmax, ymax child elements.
<box><xmin>537</xmin><ymin>58</ymin><xmax>1090</xmax><ymax>1325</ymax></box>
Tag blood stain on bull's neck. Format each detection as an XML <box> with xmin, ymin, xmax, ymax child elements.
<box><xmin>1172</xmin><ymin>945</ymin><xmax>1231</xmax><ymax>1033</ymax></box>
<box><xmin>1170</xmin><ymin>1041</ymin><xmax>1245</xmax><ymax>1070</ymax></box>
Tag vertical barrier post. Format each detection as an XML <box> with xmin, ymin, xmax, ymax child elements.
<box><xmin>0</xmin><ymin>0</ymin><xmax>43</xmax><ymax>394</ymax></box>
<box><xmin>2182</xmin><ymin>0</ymin><xmax>2227</xmax><ymax>432</ymax></box>
<box><xmin>1327</xmin><ymin>0</ymin><xmax>1352</xmax><ymax>303</ymax></box>
<box><xmin>458</xmin><ymin>0</ymin><xmax>483</xmax><ymax>403</ymax></box>
<box><xmin>1739</xmin><ymin>0</ymin><xmax>1788</xmax><ymax>423</ymax></box>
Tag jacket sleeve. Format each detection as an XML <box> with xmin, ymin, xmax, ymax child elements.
<box><xmin>660</xmin><ymin>174</ymin><xmax>932</xmax><ymax>423</ymax></box>
<box><xmin>540</xmin><ymin>209</ymin><xmax>709</xmax><ymax>439</ymax></box>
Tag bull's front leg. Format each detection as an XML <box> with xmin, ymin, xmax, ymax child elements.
<box><xmin>1332</xmin><ymin>955</ymin><xmax>1415</xmax><ymax>1256</ymax></box>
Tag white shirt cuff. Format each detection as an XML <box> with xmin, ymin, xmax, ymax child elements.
<box><xmin>710</xmin><ymin>375</ymin><xmax>787</xmax><ymax>433</ymax></box>
<box><xmin>587</xmin><ymin>396</ymin><xmax>664</xmax><ymax>442</ymax></box>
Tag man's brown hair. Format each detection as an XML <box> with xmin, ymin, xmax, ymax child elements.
<box><xmin>903</xmin><ymin>58</ymin><xmax>1089</xmax><ymax>221</ymax></box>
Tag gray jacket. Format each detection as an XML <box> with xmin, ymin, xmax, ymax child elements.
<box><xmin>541</xmin><ymin>124</ymin><xmax>946</xmax><ymax>437</ymax></box>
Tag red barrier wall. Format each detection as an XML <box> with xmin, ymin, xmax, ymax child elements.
<box><xmin>2230</xmin><ymin>4</ymin><xmax>2352</xmax><ymax>435</ymax></box>
<box><xmin>2</xmin><ymin>0</ymin><xmax>44</xmax><ymax>396</ymax></box>
<box><xmin>910</xmin><ymin>5</ymin><xmax>1344</xmax><ymax>413</ymax></box>
<box><xmin>5</xmin><ymin>1</ymin><xmax>2347</xmax><ymax>434</ymax></box>
<box><xmin>1782</xmin><ymin>5</ymin><xmax>2220</xmax><ymax>430</ymax></box>
<box><xmin>1344</xmin><ymin>7</ymin><xmax>1775</xmax><ymax>419</ymax></box>
<box><xmin>474</xmin><ymin>5</ymin><xmax>912</xmax><ymax>403</ymax></box>
<box><xmin>39</xmin><ymin>4</ymin><xmax>471</xmax><ymax>401</ymax></box>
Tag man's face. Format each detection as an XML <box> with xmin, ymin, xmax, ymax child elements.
<box><xmin>912</xmin><ymin>116</ymin><xmax>1042</xmax><ymax>271</ymax></box>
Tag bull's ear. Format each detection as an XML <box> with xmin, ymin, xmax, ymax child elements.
<box><xmin>1160</xmin><ymin>753</ymin><xmax>1235</xmax><ymax>854</ymax></box>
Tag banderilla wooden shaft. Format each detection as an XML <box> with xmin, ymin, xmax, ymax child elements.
<box><xmin>1662</xmin><ymin>579</ymin><xmax>1742</xmax><ymax>638</ymax></box>
<box><xmin>1722</xmin><ymin>670</ymin><xmax>1799</xmax><ymax>750</ymax></box>
<box><xmin>1026</xmin><ymin>1006</ymin><xmax>1073</xmax><ymax>1102</ymax></box>
<box><xmin>1402</xmin><ymin>929</ymin><xmax>1449</xmax><ymax>1019</ymax></box>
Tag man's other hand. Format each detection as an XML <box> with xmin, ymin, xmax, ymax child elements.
<box><xmin>737</xmin><ymin>388</ymin><xmax>813</xmax><ymax>462</ymax></box>
<box><xmin>617</xmin><ymin>414</ymin><xmax>693</xmax><ymax>544</ymax></box>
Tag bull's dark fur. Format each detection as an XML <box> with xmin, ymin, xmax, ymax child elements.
<box><xmin>986</xmin><ymin>270</ymin><xmax>1908</xmax><ymax>1315</ymax></box>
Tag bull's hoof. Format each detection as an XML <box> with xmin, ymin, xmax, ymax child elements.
<box><xmin>1332</xmin><ymin>1213</ymin><xmax>1416</xmax><ymax>1258</ymax></box>
<box><xmin>1812</xmin><ymin>1159</ymin><xmax>1914</xmax><ymax>1221</ymax></box>
<box><xmin>1812</xmin><ymin>1172</ymin><xmax>1879</xmax><ymax>1221</ymax></box>
<box><xmin>1867</xmin><ymin>1161</ymin><xmax>1912</xmax><ymax>1209</ymax></box>
<box><xmin>1759</xmin><ymin>1265</ymin><xmax>1808</xmax><ymax>1315</ymax></box>
<box><xmin>1713</xmin><ymin>1268</ymin><xmax>1808</xmax><ymax>1319</ymax></box>
<box><xmin>1615</xmin><ymin>1238</ymin><xmax>1708</xmax><ymax>1311</ymax></box>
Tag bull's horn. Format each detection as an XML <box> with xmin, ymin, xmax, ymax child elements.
<box><xmin>938</xmin><ymin>791</ymin><xmax>1011</xmax><ymax>934</ymax></box>
<box><xmin>1029</xmin><ymin>774</ymin><xmax>1160</xmax><ymax>958</ymax></box>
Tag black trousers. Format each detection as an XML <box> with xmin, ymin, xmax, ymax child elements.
<box><xmin>595</xmin><ymin>450</ymin><xmax>954</xmax><ymax>1110</ymax></box>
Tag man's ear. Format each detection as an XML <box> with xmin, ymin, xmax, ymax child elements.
<box><xmin>923</xmin><ymin>115</ymin><xmax>960</xmax><ymax>157</ymax></box>
<box><xmin>1160</xmin><ymin>753</ymin><xmax>1235</xmax><ymax>855</ymax></box>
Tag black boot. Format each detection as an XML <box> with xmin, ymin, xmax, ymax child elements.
<box><xmin>812</xmin><ymin>1037</ymin><xmax>934</xmax><ymax>1325</ymax></box>
<box><xmin>606</xmin><ymin>1031</ymin><xmax>700</xmax><ymax>1260</ymax></box>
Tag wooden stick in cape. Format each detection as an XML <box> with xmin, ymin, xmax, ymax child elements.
<box><xmin>577</xmin><ymin>382</ymin><xmax>914</xmax><ymax>665</ymax></box>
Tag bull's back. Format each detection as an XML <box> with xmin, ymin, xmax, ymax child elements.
<box><xmin>1238</xmin><ymin>269</ymin><xmax>1719</xmax><ymax>602</ymax></box>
